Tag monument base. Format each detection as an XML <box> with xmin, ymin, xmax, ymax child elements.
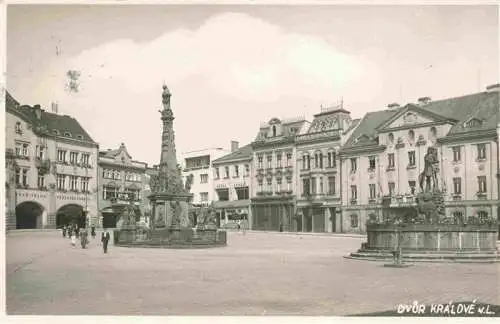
<box><xmin>114</xmin><ymin>227</ymin><xmax>227</xmax><ymax>249</ymax></box>
<box><xmin>347</xmin><ymin>224</ymin><xmax>500</xmax><ymax>263</ymax></box>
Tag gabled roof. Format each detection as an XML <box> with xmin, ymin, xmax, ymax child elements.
<box><xmin>342</xmin><ymin>90</ymin><xmax>499</xmax><ymax>150</ymax></box>
<box><xmin>212</xmin><ymin>143</ymin><xmax>253</xmax><ymax>165</ymax></box>
<box><xmin>100</xmin><ymin>143</ymin><xmax>132</xmax><ymax>159</ymax></box>
<box><xmin>6</xmin><ymin>91</ymin><xmax>97</xmax><ymax>144</ymax></box>
<box><xmin>375</xmin><ymin>104</ymin><xmax>457</xmax><ymax>131</ymax></box>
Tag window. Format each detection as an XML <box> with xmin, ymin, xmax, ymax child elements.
<box><xmin>314</xmin><ymin>153</ymin><xmax>319</xmax><ymax>168</ymax></box>
<box><xmin>224</xmin><ymin>166</ymin><xmax>229</xmax><ymax>178</ymax></box>
<box><xmin>350</xmin><ymin>158</ymin><xmax>357</xmax><ymax>172</ymax></box>
<box><xmin>453</xmin><ymin>177</ymin><xmax>462</xmax><ymax>195</ymax></box>
<box><xmin>453</xmin><ymin>211</ymin><xmax>464</xmax><ymax>223</ymax></box>
<box><xmin>286</xmin><ymin>153</ymin><xmax>292</xmax><ymax>167</ymax></box>
<box><xmin>276</xmin><ymin>179</ymin><xmax>282</xmax><ymax>192</ymax></box>
<box><xmin>81</xmin><ymin>153</ymin><xmax>90</xmax><ymax>166</ymax></box>
<box><xmin>302</xmin><ymin>155</ymin><xmax>307</xmax><ymax>170</ymax></box>
<box><xmin>215</xmin><ymin>167</ymin><xmax>220</xmax><ymax>179</ymax></box>
<box><xmin>36</xmin><ymin>145</ymin><xmax>45</xmax><ymax>160</ymax></box>
<box><xmin>272</xmin><ymin>125</ymin><xmax>277</xmax><ymax>137</ymax></box>
<box><xmin>266</xmin><ymin>155</ymin><xmax>272</xmax><ymax>168</ymax></box>
<box><xmin>69</xmin><ymin>152</ymin><xmax>79</xmax><ymax>164</ymax></box>
<box><xmin>388</xmin><ymin>133</ymin><xmax>394</xmax><ymax>143</ymax></box>
<box><xmin>319</xmin><ymin>153</ymin><xmax>323</xmax><ymax>168</ymax></box>
<box><xmin>368</xmin><ymin>156</ymin><xmax>376</xmax><ymax>170</ymax></box>
<box><xmin>21</xmin><ymin>143</ymin><xmax>29</xmax><ymax>157</ymax></box>
<box><xmin>266</xmin><ymin>180</ymin><xmax>272</xmax><ymax>192</ymax></box>
<box><xmin>286</xmin><ymin>178</ymin><xmax>292</xmax><ymax>191</ymax></box>
<box><xmin>15</xmin><ymin>122</ymin><xmax>22</xmax><ymax>134</ymax></box>
<box><xmin>351</xmin><ymin>185</ymin><xmax>357</xmax><ymax>199</ymax></box>
<box><xmin>307</xmin><ymin>155</ymin><xmax>311</xmax><ymax>169</ymax></box>
<box><xmin>64</xmin><ymin>132</ymin><xmax>72</xmax><ymax>138</ymax></box>
<box><xmin>258</xmin><ymin>156</ymin><xmax>263</xmax><ymax>169</ymax></box>
<box><xmin>328</xmin><ymin>176</ymin><xmax>336</xmax><ymax>195</ymax></box>
<box><xmin>103</xmin><ymin>186</ymin><xmax>118</xmax><ymax>200</ymax></box>
<box><xmin>478</xmin><ymin>176</ymin><xmax>487</xmax><ymax>193</ymax></box>
<box><xmin>350</xmin><ymin>214</ymin><xmax>359</xmax><ymax>228</ymax></box>
<box><xmin>234</xmin><ymin>165</ymin><xmax>239</xmax><ymax>177</ymax></box>
<box><xmin>369</xmin><ymin>184</ymin><xmax>376</xmax><ymax>199</ymax></box>
<box><xmin>235</xmin><ymin>187</ymin><xmax>249</xmax><ymax>200</ymax></box>
<box><xmin>70</xmin><ymin>176</ymin><xmax>78</xmax><ymax>191</ymax></box>
<box><xmin>408</xmin><ymin>130</ymin><xmax>415</xmax><ymax>142</ymax></box>
<box><xmin>216</xmin><ymin>188</ymin><xmax>229</xmax><ymax>201</ymax></box>
<box><xmin>452</xmin><ymin>146</ymin><xmax>461</xmax><ymax>162</ymax></box>
<box><xmin>15</xmin><ymin>143</ymin><xmax>21</xmax><ymax>156</ymax></box>
<box><xmin>477</xmin><ymin>211</ymin><xmax>488</xmax><ymax>219</ymax></box>
<box><xmin>319</xmin><ymin>177</ymin><xmax>324</xmax><ymax>193</ymax></box>
<box><xmin>37</xmin><ymin>174</ymin><xmax>45</xmax><ymax>188</ymax></box>
<box><xmin>388</xmin><ymin>182</ymin><xmax>395</xmax><ymax>196</ymax></box>
<box><xmin>114</xmin><ymin>171</ymin><xmax>121</xmax><ymax>180</ymax></box>
<box><xmin>15</xmin><ymin>169</ymin><xmax>21</xmax><ymax>185</ymax></box>
<box><xmin>302</xmin><ymin>178</ymin><xmax>310</xmax><ymax>196</ymax></box>
<box><xmin>388</xmin><ymin>153</ymin><xmax>395</xmax><ymax>168</ymax></box>
<box><xmin>328</xmin><ymin>152</ymin><xmax>337</xmax><ymax>168</ymax></box>
<box><xmin>408</xmin><ymin>151</ymin><xmax>416</xmax><ymax>166</ymax></box>
<box><xmin>200</xmin><ymin>174</ymin><xmax>208</xmax><ymax>183</ymax></box>
<box><xmin>80</xmin><ymin>177</ymin><xmax>89</xmax><ymax>192</ymax></box>
<box><xmin>409</xmin><ymin>181</ymin><xmax>416</xmax><ymax>195</ymax></box>
<box><xmin>311</xmin><ymin>177</ymin><xmax>317</xmax><ymax>194</ymax></box>
<box><xmin>57</xmin><ymin>174</ymin><xmax>66</xmax><ymax>190</ymax></box>
<box><xmin>244</xmin><ymin>164</ymin><xmax>250</xmax><ymax>176</ymax></box>
<box><xmin>200</xmin><ymin>192</ymin><xmax>209</xmax><ymax>202</ymax></box>
<box><xmin>276</xmin><ymin>154</ymin><xmax>282</xmax><ymax>168</ymax></box>
<box><xmin>430</xmin><ymin>127</ymin><xmax>437</xmax><ymax>138</ymax></box>
<box><xmin>477</xmin><ymin>144</ymin><xmax>486</xmax><ymax>160</ymax></box>
<box><xmin>57</xmin><ymin>150</ymin><xmax>67</xmax><ymax>162</ymax></box>
<box><xmin>22</xmin><ymin>169</ymin><xmax>28</xmax><ymax>186</ymax></box>
<box><xmin>258</xmin><ymin>180</ymin><xmax>263</xmax><ymax>192</ymax></box>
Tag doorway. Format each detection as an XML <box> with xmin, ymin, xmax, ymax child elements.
<box><xmin>16</xmin><ymin>201</ymin><xmax>44</xmax><ymax>229</ymax></box>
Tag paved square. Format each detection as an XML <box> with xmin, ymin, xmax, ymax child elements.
<box><xmin>6</xmin><ymin>231</ymin><xmax>500</xmax><ymax>315</ymax></box>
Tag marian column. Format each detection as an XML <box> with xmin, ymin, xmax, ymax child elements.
<box><xmin>149</xmin><ymin>84</ymin><xmax>192</xmax><ymax>229</ymax></box>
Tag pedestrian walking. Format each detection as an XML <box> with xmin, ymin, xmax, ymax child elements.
<box><xmin>101</xmin><ymin>228</ymin><xmax>111</xmax><ymax>254</ymax></box>
<box><xmin>67</xmin><ymin>226</ymin><xmax>73</xmax><ymax>240</ymax></box>
<box><xmin>80</xmin><ymin>230</ymin><xmax>88</xmax><ymax>249</ymax></box>
<box><xmin>70</xmin><ymin>232</ymin><xmax>77</xmax><ymax>247</ymax></box>
<box><xmin>241</xmin><ymin>218</ymin><xmax>247</xmax><ymax>236</ymax></box>
<box><xmin>75</xmin><ymin>225</ymin><xmax>80</xmax><ymax>239</ymax></box>
<box><xmin>62</xmin><ymin>225</ymin><xmax>67</xmax><ymax>238</ymax></box>
<box><xmin>91</xmin><ymin>226</ymin><xmax>96</xmax><ymax>239</ymax></box>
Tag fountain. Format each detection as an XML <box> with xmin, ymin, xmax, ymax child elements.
<box><xmin>114</xmin><ymin>85</ymin><xmax>227</xmax><ymax>248</ymax></box>
<box><xmin>348</xmin><ymin>147</ymin><xmax>499</xmax><ymax>263</ymax></box>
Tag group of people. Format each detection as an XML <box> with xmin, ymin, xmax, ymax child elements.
<box><xmin>61</xmin><ymin>224</ymin><xmax>111</xmax><ymax>253</ymax></box>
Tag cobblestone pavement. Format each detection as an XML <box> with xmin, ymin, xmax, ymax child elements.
<box><xmin>6</xmin><ymin>230</ymin><xmax>500</xmax><ymax>315</ymax></box>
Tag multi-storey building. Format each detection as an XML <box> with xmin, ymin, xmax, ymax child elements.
<box><xmin>180</xmin><ymin>145</ymin><xmax>231</xmax><ymax>207</ymax></box>
<box><xmin>212</xmin><ymin>142</ymin><xmax>253</xmax><ymax>227</ymax></box>
<box><xmin>5</xmin><ymin>91</ymin><xmax>99</xmax><ymax>229</ymax></box>
<box><xmin>98</xmin><ymin>143</ymin><xmax>148</xmax><ymax>227</ymax></box>
<box><xmin>295</xmin><ymin>106</ymin><xmax>360</xmax><ymax>233</ymax></box>
<box><xmin>250</xmin><ymin>117</ymin><xmax>310</xmax><ymax>231</ymax></box>
<box><xmin>340</xmin><ymin>84</ymin><xmax>499</xmax><ymax>233</ymax></box>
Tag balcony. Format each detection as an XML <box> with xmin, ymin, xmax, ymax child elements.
<box><xmin>256</xmin><ymin>191</ymin><xmax>273</xmax><ymax>197</ymax></box>
<box><xmin>350</xmin><ymin>198</ymin><xmax>357</xmax><ymax>205</ymax></box>
<box><xmin>382</xmin><ymin>194</ymin><xmax>417</xmax><ymax>207</ymax></box>
<box><xmin>406</xmin><ymin>164</ymin><xmax>416</xmax><ymax>170</ymax></box>
<box><xmin>15</xmin><ymin>154</ymin><xmax>30</xmax><ymax>161</ymax></box>
<box><xmin>386</xmin><ymin>166</ymin><xmax>395</xmax><ymax>172</ymax></box>
<box><xmin>452</xmin><ymin>194</ymin><xmax>462</xmax><ymax>201</ymax></box>
<box><xmin>476</xmin><ymin>192</ymin><xmax>488</xmax><ymax>200</ymax></box>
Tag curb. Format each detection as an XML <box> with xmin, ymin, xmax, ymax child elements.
<box><xmin>247</xmin><ymin>230</ymin><xmax>367</xmax><ymax>239</ymax></box>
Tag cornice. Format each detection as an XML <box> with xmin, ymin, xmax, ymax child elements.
<box><xmin>437</xmin><ymin>129</ymin><xmax>497</xmax><ymax>144</ymax></box>
<box><xmin>339</xmin><ymin>144</ymin><xmax>386</xmax><ymax>157</ymax></box>
<box><xmin>379</xmin><ymin>121</ymin><xmax>449</xmax><ymax>133</ymax></box>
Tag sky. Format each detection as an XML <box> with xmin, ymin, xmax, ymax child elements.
<box><xmin>6</xmin><ymin>4</ymin><xmax>499</xmax><ymax>165</ymax></box>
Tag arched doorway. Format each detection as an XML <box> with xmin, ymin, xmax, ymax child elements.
<box><xmin>57</xmin><ymin>204</ymin><xmax>85</xmax><ymax>228</ymax></box>
<box><xmin>16</xmin><ymin>201</ymin><xmax>44</xmax><ymax>229</ymax></box>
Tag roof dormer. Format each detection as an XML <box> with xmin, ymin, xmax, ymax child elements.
<box><xmin>464</xmin><ymin>117</ymin><xmax>483</xmax><ymax>128</ymax></box>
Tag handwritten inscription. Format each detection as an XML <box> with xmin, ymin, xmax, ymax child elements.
<box><xmin>397</xmin><ymin>300</ymin><xmax>496</xmax><ymax>316</ymax></box>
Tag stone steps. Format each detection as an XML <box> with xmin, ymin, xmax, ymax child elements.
<box><xmin>347</xmin><ymin>250</ymin><xmax>500</xmax><ymax>263</ymax></box>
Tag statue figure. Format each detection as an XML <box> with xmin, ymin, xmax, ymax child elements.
<box><xmin>150</xmin><ymin>174</ymin><xmax>160</xmax><ymax>193</ymax></box>
<box><xmin>418</xmin><ymin>147</ymin><xmax>439</xmax><ymax>192</ymax></box>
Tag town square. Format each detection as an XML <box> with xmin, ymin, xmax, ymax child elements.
<box><xmin>4</xmin><ymin>3</ymin><xmax>500</xmax><ymax>317</ymax></box>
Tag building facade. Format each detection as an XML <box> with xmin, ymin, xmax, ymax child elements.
<box><xmin>98</xmin><ymin>143</ymin><xmax>148</xmax><ymax>226</ymax></box>
<box><xmin>5</xmin><ymin>92</ymin><xmax>99</xmax><ymax>229</ymax></box>
<box><xmin>180</xmin><ymin>146</ymin><xmax>231</xmax><ymax>207</ymax></box>
<box><xmin>211</xmin><ymin>142</ymin><xmax>253</xmax><ymax>228</ymax></box>
<box><xmin>295</xmin><ymin>107</ymin><xmax>360</xmax><ymax>233</ymax></box>
<box><xmin>250</xmin><ymin>117</ymin><xmax>310</xmax><ymax>231</ymax></box>
<box><xmin>340</xmin><ymin>85</ymin><xmax>500</xmax><ymax>233</ymax></box>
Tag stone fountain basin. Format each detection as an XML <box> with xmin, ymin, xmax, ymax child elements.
<box><xmin>114</xmin><ymin>226</ymin><xmax>227</xmax><ymax>249</ymax></box>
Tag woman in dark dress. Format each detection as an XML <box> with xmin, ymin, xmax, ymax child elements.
<box><xmin>91</xmin><ymin>226</ymin><xmax>96</xmax><ymax>239</ymax></box>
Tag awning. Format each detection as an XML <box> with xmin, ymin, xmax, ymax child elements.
<box><xmin>213</xmin><ymin>200</ymin><xmax>250</xmax><ymax>209</ymax></box>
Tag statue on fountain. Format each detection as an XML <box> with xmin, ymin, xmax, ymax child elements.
<box><xmin>418</xmin><ymin>147</ymin><xmax>439</xmax><ymax>193</ymax></box>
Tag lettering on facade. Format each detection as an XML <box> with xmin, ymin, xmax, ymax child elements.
<box><xmin>16</xmin><ymin>192</ymin><xmax>47</xmax><ymax>199</ymax></box>
<box><xmin>56</xmin><ymin>195</ymin><xmax>87</xmax><ymax>201</ymax></box>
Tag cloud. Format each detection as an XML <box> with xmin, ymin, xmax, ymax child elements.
<box><xmin>61</xmin><ymin>12</ymin><xmax>380</xmax><ymax>104</ymax></box>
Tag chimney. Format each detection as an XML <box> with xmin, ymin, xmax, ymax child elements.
<box><xmin>418</xmin><ymin>96</ymin><xmax>432</xmax><ymax>105</ymax></box>
<box><xmin>231</xmin><ymin>140</ymin><xmax>239</xmax><ymax>152</ymax></box>
<box><xmin>387</xmin><ymin>103</ymin><xmax>400</xmax><ymax>109</ymax></box>
<box><xmin>33</xmin><ymin>104</ymin><xmax>42</xmax><ymax>120</ymax></box>
<box><xmin>486</xmin><ymin>83</ymin><xmax>500</xmax><ymax>93</ymax></box>
<box><xmin>51</xmin><ymin>102</ymin><xmax>59</xmax><ymax>114</ymax></box>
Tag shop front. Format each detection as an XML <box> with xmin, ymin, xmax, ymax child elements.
<box><xmin>251</xmin><ymin>196</ymin><xmax>295</xmax><ymax>232</ymax></box>
<box><xmin>213</xmin><ymin>200</ymin><xmax>251</xmax><ymax>229</ymax></box>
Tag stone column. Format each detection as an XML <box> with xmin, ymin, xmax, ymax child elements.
<box><xmin>325</xmin><ymin>207</ymin><xmax>331</xmax><ymax>233</ymax></box>
<box><xmin>47</xmin><ymin>187</ymin><xmax>57</xmax><ymax>228</ymax></box>
<box><xmin>42</xmin><ymin>210</ymin><xmax>48</xmax><ymax>228</ymax></box>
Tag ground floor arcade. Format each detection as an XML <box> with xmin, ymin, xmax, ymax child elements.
<box><xmin>251</xmin><ymin>196</ymin><xmax>295</xmax><ymax>232</ymax></box>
